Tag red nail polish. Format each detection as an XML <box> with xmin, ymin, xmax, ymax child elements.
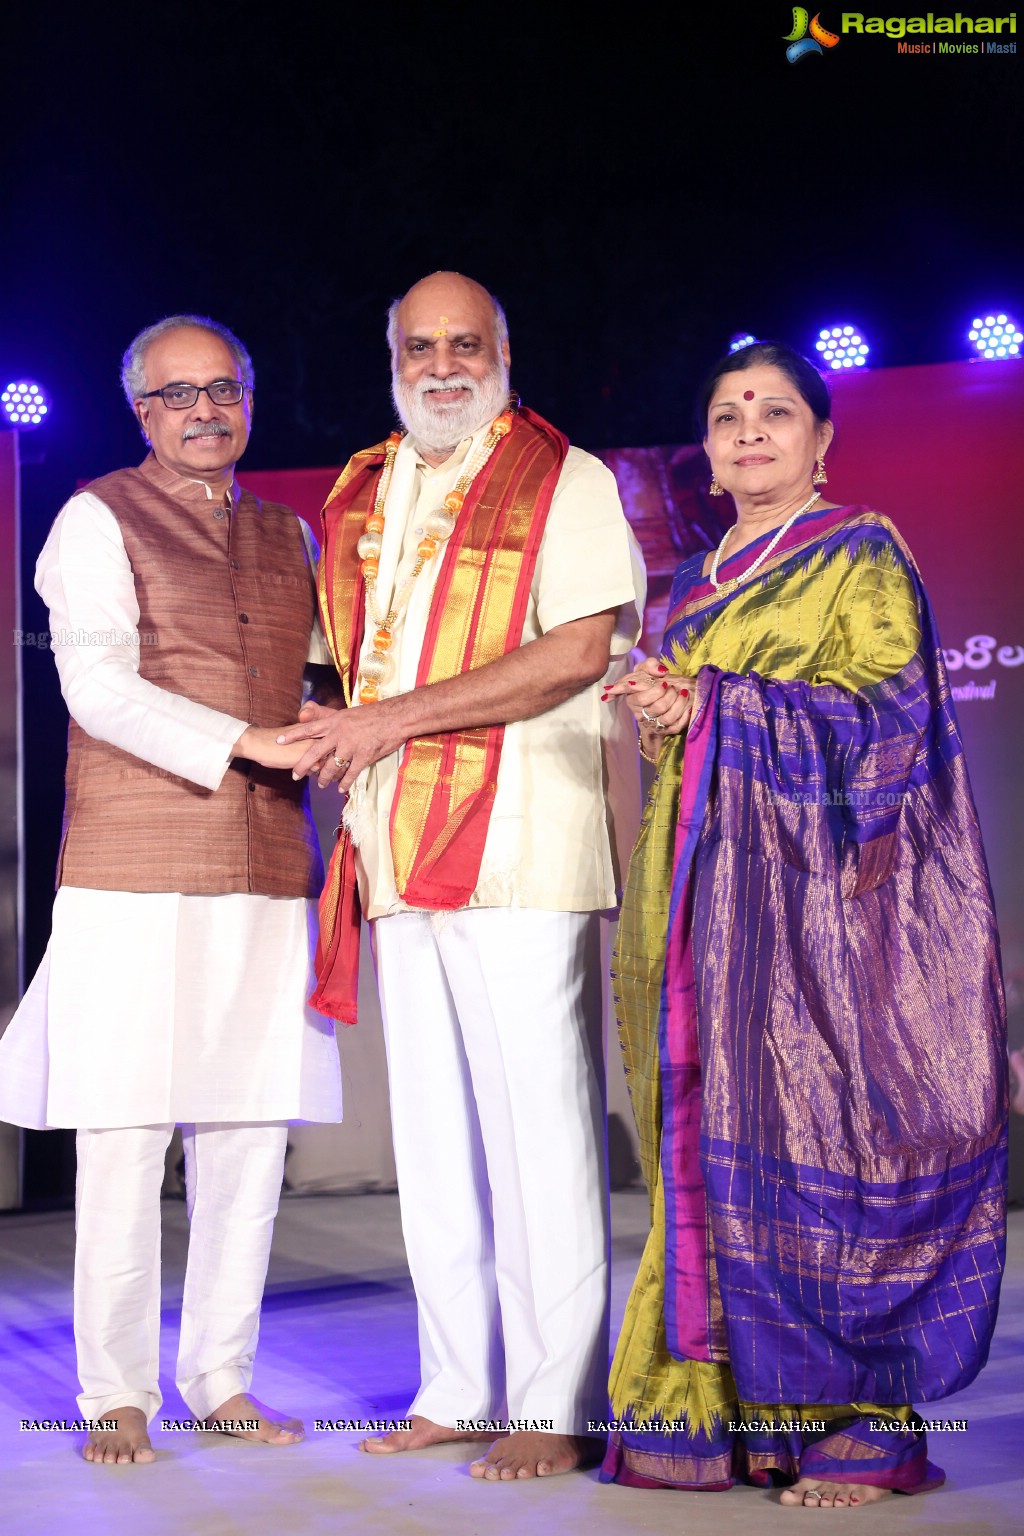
<box><xmin>627</xmin><ymin>680</ymin><xmax>637</xmax><ymax>686</ymax></box>
<box><xmin>681</xmin><ymin>688</ymin><xmax>689</xmax><ymax>697</ymax></box>
<box><xmin>662</xmin><ymin>681</ymin><xmax>669</xmax><ymax>689</ymax></box>
<box><xmin>657</xmin><ymin>664</ymin><xmax>668</xmax><ymax>673</ymax></box>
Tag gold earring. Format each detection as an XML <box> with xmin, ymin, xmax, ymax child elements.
<box><xmin>812</xmin><ymin>456</ymin><xmax>828</xmax><ymax>486</ymax></box>
<box><xmin>709</xmin><ymin>474</ymin><xmax>724</xmax><ymax>497</ymax></box>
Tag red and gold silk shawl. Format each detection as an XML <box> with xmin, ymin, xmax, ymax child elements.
<box><xmin>311</xmin><ymin>408</ymin><xmax>567</xmax><ymax>1023</ymax></box>
<box><xmin>613</xmin><ymin>504</ymin><xmax>1006</xmax><ymax>1406</ymax></box>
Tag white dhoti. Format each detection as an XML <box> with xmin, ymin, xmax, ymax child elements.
<box><xmin>373</xmin><ymin>907</ymin><xmax>609</xmax><ymax>1435</ymax></box>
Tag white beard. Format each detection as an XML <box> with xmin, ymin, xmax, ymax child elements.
<box><xmin>391</xmin><ymin>359</ymin><xmax>510</xmax><ymax>457</ymax></box>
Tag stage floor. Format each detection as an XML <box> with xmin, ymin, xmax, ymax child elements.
<box><xmin>1</xmin><ymin>1190</ymin><xmax>1021</xmax><ymax>1535</ymax></box>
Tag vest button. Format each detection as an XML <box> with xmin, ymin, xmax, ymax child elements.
<box><xmin>249</xmin><ymin>666</ymin><xmax>258</xmax><ymax>677</ymax></box>
<box><xmin>239</xmin><ymin>613</ymin><xmax>249</xmax><ymax>623</ymax></box>
<box><xmin>213</xmin><ymin>508</ymin><xmax>225</xmax><ymax>520</ymax></box>
<box><xmin>247</xmin><ymin>781</ymin><xmax>256</xmax><ymax>791</ymax></box>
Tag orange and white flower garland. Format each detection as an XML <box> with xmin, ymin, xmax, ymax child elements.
<box><xmin>354</xmin><ymin>405</ymin><xmax>516</xmax><ymax>702</ymax></box>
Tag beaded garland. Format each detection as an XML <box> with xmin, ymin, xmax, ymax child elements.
<box><xmin>355</xmin><ymin>402</ymin><xmax>517</xmax><ymax>703</ymax></box>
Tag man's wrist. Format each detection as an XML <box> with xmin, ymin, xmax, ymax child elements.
<box><xmin>373</xmin><ymin>692</ymin><xmax>413</xmax><ymax>756</ymax></box>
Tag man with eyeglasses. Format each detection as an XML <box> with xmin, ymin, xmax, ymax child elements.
<box><xmin>0</xmin><ymin>314</ymin><xmax>342</xmax><ymax>1463</ymax></box>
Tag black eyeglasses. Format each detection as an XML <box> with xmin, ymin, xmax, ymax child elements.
<box><xmin>139</xmin><ymin>380</ymin><xmax>247</xmax><ymax>409</ymax></box>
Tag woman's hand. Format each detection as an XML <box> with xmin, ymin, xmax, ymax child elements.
<box><xmin>603</xmin><ymin>658</ymin><xmax>696</xmax><ymax>746</ymax></box>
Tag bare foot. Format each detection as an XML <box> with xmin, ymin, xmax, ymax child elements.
<box><xmin>361</xmin><ymin>1414</ymin><xmax>496</xmax><ymax>1455</ymax></box>
<box><xmin>780</xmin><ymin>1477</ymin><xmax>893</xmax><ymax>1508</ymax></box>
<box><xmin>82</xmin><ymin>1406</ymin><xmax>154</xmax><ymax>1465</ymax></box>
<box><xmin>469</xmin><ymin>1431</ymin><xmax>601</xmax><ymax>1481</ymax></box>
<box><xmin>1010</xmin><ymin>1050</ymin><xmax>1024</xmax><ymax>1116</ymax></box>
<box><xmin>206</xmin><ymin>1392</ymin><xmax>303</xmax><ymax>1445</ymax></box>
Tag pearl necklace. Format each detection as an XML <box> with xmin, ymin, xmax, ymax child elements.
<box><xmin>709</xmin><ymin>493</ymin><xmax>821</xmax><ymax>592</ymax></box>
<box><xmin>354</xmin><ymin>402</ymin><xmax>516</xmax><ymax>703</ymax></box>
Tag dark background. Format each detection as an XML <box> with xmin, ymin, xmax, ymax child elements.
<box><xmin>1</xmin><ymin>4</ymin><xmax>1020</xmax><ymax>1197</ymax></box>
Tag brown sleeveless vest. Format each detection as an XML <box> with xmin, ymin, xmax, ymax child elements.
<box><xmin>56</xmin><ymin>453</ymin><xmax>324</xmax><ymax>896</ymax></box>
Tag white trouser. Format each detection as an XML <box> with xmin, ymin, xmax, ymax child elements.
<box><xmin>374</xmin><ymin>907</ymin><xmax>609</xmax><ymax>1435</ymax></box>
<box><xmin>74</xmin><ymin>1121</ymin><xmax>288</xmax><ymax>1423</ymax></box>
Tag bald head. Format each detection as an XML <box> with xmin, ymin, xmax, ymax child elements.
<box><xmin>387</xmin><ymin>272</ymin><xmax>508</xmax><ymax>363</ymax></box>
<box><xmin>388</xmin><ymin>271</ymin><xmax>512</xmax><ymax>462</ymax></box>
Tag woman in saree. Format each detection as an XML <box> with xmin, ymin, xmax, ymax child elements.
<box><xmin>601</xmin><ymin>342</ymin><xmax>1007</xmax><ymax>1508</ymax></box>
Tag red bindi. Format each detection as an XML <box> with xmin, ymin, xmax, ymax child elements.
<box><xmin>743</xmin><ymin>390</ymin><xmax>755</xmax><ymax>400</ymax></box>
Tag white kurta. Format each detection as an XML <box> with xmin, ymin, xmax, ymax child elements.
<box><xmin>0</xmin><ymin>483</ymin><xmax>342</xmax><ymax>1131</ymax></box>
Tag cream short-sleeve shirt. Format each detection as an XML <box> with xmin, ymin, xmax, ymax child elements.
<box><xmin>345</xmin><ymin>424</ymin><xmax>646</xmax><ymax>918</ymax></box>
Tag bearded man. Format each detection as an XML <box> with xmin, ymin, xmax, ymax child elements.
<box><xmin>281</xmin><ymin>271</ymin><xmax>645</xmax><ymax>1480</ymax></box>
<box><xmin>0</xmin><ymin>315</ymin><xmax>341</xmax><ymax>1463</ymax></box>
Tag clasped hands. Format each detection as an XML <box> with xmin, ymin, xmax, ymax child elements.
<box><xmin>233</xmin><ymin>700</ymin><xmax>398</xmax><ymax>792</ymax></box>
<box><xmin>234</xmin><ymin>658</ymin><xmax>696</xmax><ymax>787</ymax></box>
<box><xmin>603</xmin><ymin>657</ymin><xmax>696</xmax><ymax>740</ymax></box>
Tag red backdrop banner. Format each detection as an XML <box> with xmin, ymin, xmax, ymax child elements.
<box><xmin>242</xmin><ymin>360</ymin><xmax>1024</xmax><ymax>1056</ymax></box>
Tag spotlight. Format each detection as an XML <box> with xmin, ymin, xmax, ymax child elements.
<box><xmin>729</xmin><ymin>333</ymin><xmax>758</xmax><ymax>353</ymax></box>
<box><xmin>814</xmin><ymin>325</ymin><xmax>869</xmax><ymax>370</ymax></box>
<box><xmin>1</xmin><ymin>380</ymin><xmax>50</xmax><ymax>428</ymax></box>
<box><xmin>968</xmin><ymin>312</ymin><xmax>1022</xmax><ymax>360</ymax></box>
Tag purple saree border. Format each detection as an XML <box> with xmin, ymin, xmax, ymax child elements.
<box><xmin>600</xmin><ymin>1413</ymin><xmax>944</xmax><ymax>1494</ymax></box>
<box><xmin>660</xmin><ymin>671</ymin><xmax>723</xmax><ymax>1360</ymax></box>
<box><xmin>701</xmin><ymin>1129</ymin><xmax>1007</xmax><ymax>1404</ymax></box>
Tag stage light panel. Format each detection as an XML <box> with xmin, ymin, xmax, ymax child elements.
<box><xmin>728</xmin><ymin>333</ymin><xmax>758</xmax><ymax>353</ymax></box>
<box><xmin>968</xmin><ymin>313</ymin><xmax>1023</xmax><ymax>360</ymax></box>
<box><xmin>814</xmin><ymin>326</ymin><xmax>869</xmax><ymax>370</ymax></box>
<box><xmin>1</xmin><ymin>380</ymin><xmax>50</xmax><ymax>428</ymax></box>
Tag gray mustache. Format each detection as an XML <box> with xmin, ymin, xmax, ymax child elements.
<box><xmin>182</xmin><ymin>422</ymin><xmax>231</xmax><ymax>440</ymax></box>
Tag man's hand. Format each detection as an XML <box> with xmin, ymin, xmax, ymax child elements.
<box><xmin>277</xmin><ymin>608</ymin><xmax>621</xmax><ymax>792</ymax></box>
<box><xmin>278</xmin><ymin>699</ymin><xmax>404</xmax><ymax>791</ymax></box>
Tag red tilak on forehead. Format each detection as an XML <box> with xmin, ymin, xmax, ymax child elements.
<box><xmin>743</xmin><ymin>390</ymin><xmax>755</xmax><ymax>400</ymax></box>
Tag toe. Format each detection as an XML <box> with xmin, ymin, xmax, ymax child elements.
<box><xmin>270</xmin><ymin>1425</ymin><xmax>303</xmax><ymax>1445</ymax></box>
